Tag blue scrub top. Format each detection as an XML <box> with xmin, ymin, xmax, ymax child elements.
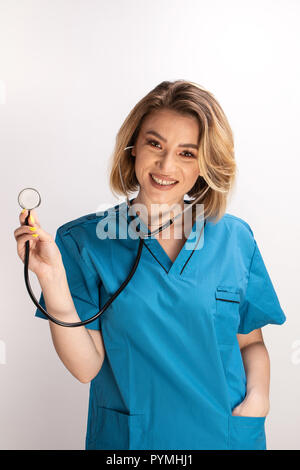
<box><xmin>35</xmin><ymin>199</ymin><xmax>286</xmax><ymax>450</ymax></box>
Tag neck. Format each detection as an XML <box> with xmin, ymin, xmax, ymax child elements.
<box><xmin>130</xmin><ymin>192</ymin><xmax>185</xmax><ymax>229</ymax></box>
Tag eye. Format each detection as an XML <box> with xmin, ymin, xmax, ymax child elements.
<box><xmin>146</xmin><ymin>138</ymin><xmax>196</xmax><ymax>158</ymax></box>
<box><xmin>181</xmin><ymin>151</ymin><xmax>196</xmax><ymax>159</ymax></box>
<box><xmin>146</xmin><ymin>138</ymin><xmax>161</xmax><ymax>149</ymax></box>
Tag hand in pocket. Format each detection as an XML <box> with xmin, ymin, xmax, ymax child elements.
<box><xmin>232</xmin><ymin>390</ymin><xmax>270</xmax><ymax>418</ymax></box>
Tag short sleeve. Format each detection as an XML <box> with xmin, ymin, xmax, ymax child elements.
<box><xmin>34</xmin><ymin>227</ymin><xmax>101</xmax><ymax>330</ymax></box>
<box><xmin>238</xmin><ymin>239</ymin><xmax>286</xmax><ymax>334</ymax></box>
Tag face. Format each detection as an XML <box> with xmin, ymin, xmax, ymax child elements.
<box><xmin>131</xmin><ymin>108</ymin><xmax>201</xmax><ymax>212</ymax></box>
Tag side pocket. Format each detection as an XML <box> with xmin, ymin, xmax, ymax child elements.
<box><xmin>228</xmin><ymin>415</ymin><xmax>266</xmax><ymax>450</ymax></box>
<box><xmin>89</xmin><ymin>406</ymin><xmax>145</xmax><ymax>450</ymax></box>
<box><xmin>214</xmin><ymin>286</ymin><xmax>241</xmax><ymax>345</ymax></box>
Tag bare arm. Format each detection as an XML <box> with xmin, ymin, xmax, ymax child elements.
<box><xmin>234</xmin><ymin>329</ymin><xmax>270</xmax><ymax>417</ymax></box>
<box><xmin>14</xmin><ymin>208</ymin><xmax>105</xmax><ymax>384</ymax></box>
<box><xmin>39</xmin><ymin>268</ymin><xmax>105</xmax><ymax>383</ymax></box>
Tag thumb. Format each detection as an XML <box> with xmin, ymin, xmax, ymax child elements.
<box><xmin>21</xmin><ymin>208</ymin><xmax>41</xmax><ymax>228</ymax></box>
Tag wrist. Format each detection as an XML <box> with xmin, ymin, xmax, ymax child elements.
<box><xmin>247</xmin><ymin>386</ymin><xmax>269</xmax><ymax>400</ymax></box>
<box><xmin>38</xmin><ymin>265</ymin><xmax>67</xmax><ymax>286</ymax></box>
<box><xmin>246</xmin><ymin>388</ymin><xmax>270</xmax><ymax>414</ymax></box>
<box><xmin>37</xmin><ymin>266</ymin><xmax>77</xmax><ymax>319</ymax></box>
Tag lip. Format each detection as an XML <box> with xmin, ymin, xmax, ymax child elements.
<box><xmin>150</xmin><ymin>173</ymin><xmax>179</xmax><ymax>183</ymax></box>
<box><xmin>149</xmin><ymin>173</ymin><xmax>179</xmax><ymax>191</ymax></box>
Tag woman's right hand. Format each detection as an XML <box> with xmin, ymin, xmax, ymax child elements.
<box><xmin>14</xmin><ymin>209</ymin><xmax>64</xmax><ymax>280</ymax></box>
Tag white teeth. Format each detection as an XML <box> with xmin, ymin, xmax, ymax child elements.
<box><xmin>151</xmin><ymin>174</ymin><xmax>178</xmax><ymax>186</ymax></box>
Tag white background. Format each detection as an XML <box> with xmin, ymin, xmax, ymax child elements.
<box><xmin>0</xmin><ymin>0</ymin><xmax>299</xmax><ymax>450</ymax></box>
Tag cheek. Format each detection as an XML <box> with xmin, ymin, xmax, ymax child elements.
<box><xmin>182</xmin><ymin>165</ymin><xmax>200</xmax><ymax>185</ymax></box>
<box><xmin>133</xmin><ymin>157</ymin><xmax>143</xmax><ymax>179</ymax></box>
<box><xmin>134</xmin><ymin>152</ymin><xmax>154</xmax><ymax>175</ymax></box>
<box><xmin>133</xmin><ymin>155</ymin><xmax>149</xmax><ymax>184</ymax></box>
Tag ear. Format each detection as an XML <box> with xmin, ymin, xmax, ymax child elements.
<box><xmin>131</xmin><ymin>145</ymin><xmax>136</xmax><ymax>157</ymax></box>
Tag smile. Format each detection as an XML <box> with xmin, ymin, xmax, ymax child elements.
<box><xmin>150</xmin><ymin>173</ymin><xmax>178</xmax><ymax>186</ymax></box>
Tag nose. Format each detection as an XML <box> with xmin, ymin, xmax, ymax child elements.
<box><xmin>155</xmin><ymin>151</ymin><xmax>177</xmax><ymax>175</ymax></box>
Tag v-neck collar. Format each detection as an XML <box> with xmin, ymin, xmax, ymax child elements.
<box><xmin>124</xmin><ymin>197</ymin><xmax>206</xmax><ymax>276</ymax></box>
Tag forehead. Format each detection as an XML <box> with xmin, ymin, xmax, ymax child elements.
<box><xmin>139</xmin><ymin>109</ymin><xmax>200</xmax><ymax>141</ymax></box>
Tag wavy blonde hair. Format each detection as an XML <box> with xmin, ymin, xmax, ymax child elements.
<box><xmin>108</xmin><ymin>79</ymin><xmax>236</xmax><ymax>223</ymax></box>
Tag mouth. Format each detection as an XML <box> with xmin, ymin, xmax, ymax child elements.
<box><xmin>149</xmin><ymin>173</ymin><xmax>179</xmax><ymax>189</ymax></box>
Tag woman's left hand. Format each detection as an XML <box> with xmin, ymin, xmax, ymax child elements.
<box><xmin>232</xmin><ymin>389</ymin><xmax>270</xmax><ymax>418</ymax></box>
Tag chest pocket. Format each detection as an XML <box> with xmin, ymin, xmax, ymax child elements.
<box><xmin>214</xmin><ymin>286</ymin><xmax>241</xmax><ymax>345</ymax></box>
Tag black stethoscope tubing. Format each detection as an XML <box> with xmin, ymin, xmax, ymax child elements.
<box><xmin>25</xmin><ymin>206</ymin><xmax>171</xmax><ymax>328</ymax></box>
<box><xmin>25</xmin><ymin>198</ymin><xmax>205</xmax><ymax>328</ymax></box>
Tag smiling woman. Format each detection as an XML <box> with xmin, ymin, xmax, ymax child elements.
<box><xmin>110</xmin><ymin>80</ymin><xmax>236</xmax><ymax>228</ymax></box>
<box><xmin>131</xmin><ymin>109</ymin><xmax>202</xmax><ymax>206</ymax></box>
<box><xmin>129</xmin><ymin>108</ymin><xmax>205</xmax><ymax>243</ymax></box>
<box><xmin>32</xmin><ymin>79</ymin><xmax>286</xmax><ymax>451</ymax></box>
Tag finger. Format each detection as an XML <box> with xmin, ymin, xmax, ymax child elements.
<box><xmin>14</xmin><ymin>224</ymin><xmax>40</xmax><ymax>240</ymax></box>
<box><xmin>19</xmin><ymin>208</ymin><xmax>41</xmax><ymax>227</ymax></box>
<box><xmin>15</xmin><ymin>225</ymin><xmax>52</xmax><ymax>243</ymax></box>
<box><xmin>16</xmin><ymin>232</ymin><xmax>40</xmax><ymax>250</ymax></box>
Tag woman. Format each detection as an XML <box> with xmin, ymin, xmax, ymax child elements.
<box><xmin>14</xmin><ymin>80</ymin><xmax>286</xmax><ymax>450</ymax></box>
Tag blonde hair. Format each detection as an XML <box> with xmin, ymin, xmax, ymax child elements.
<box><xmin>108</xmin><ymin>79</ymin><xmax>236</xmax><ymax>223</ymax></box>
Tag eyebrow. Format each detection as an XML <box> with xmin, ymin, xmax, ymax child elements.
<box><xmin>145</xmin><ymin>130</ymin><xmax>199</xmax><ymax>150</ymax></box>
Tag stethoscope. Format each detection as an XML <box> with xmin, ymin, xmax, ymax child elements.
<box><xmin>18</xmin><ymin>145</ymin><xmax>209</xmax><ymax>327</ymax></box>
